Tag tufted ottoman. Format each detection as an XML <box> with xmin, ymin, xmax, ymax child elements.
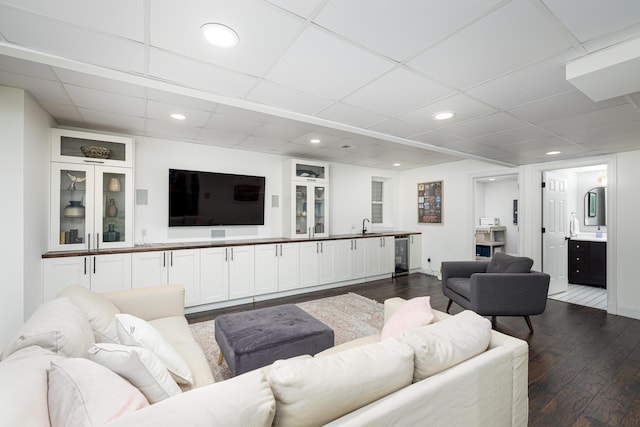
<box><xmin>214</xmin><ymin>304</ymin><xmax>334</xmax><ymax>376</ymax></box>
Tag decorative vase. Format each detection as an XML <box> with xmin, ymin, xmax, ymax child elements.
<box><xmin>106</xmin><ymin>199</ymin><xmax>118</xmax><ymax>217</ymax></box>
<box><xmin>63</xmin><ymin>200</ymin><xmax>85</xmax><ymax>218</ymax></box>
<box><xmin>107</xmin><ymin>177</ymin><xmax>121</xmax><ymax>192</ymax></box>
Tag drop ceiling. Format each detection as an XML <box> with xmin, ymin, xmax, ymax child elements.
<box><xmin>1</xmin><ymin>0</ymin><xmax>640</xmax><ymax>170</ymax></box>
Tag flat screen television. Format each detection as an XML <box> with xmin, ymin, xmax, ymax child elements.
<box><xmin>169</xmin><ymin>169</ymin><xmax>265</xmax><ymax>226</ymax></box>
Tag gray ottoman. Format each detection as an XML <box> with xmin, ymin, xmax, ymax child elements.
<box><xmin>215</xmin><ymin>304</ymin><xmax>334</xmax><ymax>376</ymax></box>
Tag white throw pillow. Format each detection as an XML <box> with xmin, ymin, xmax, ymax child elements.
<box><xmin>89</xmin><ymin>343</ymin><xmax>182</xmax><ymax>403</ymax></box>
<box><xmin>115</xmin><ymin>314</ymin><xmax>193</xmax><ymax>385</ymax></box>
<box><xmin>381</xmin><ymin>296</ymin><xmax>435</xmax><ymax>340</ymax></box>
<box><xmin>268</xmin><ymin>338</ymin><xmax>414</xmax><ymax>427</ymax></box>
<box><xmin>1</xmin><ymin>297</ymin><xmax>94</xmax><ymax>360</ymax></box>
<box><xmin>400</xmin><ymin>310</ymin><xmax>492</xmax><ymax>381</ymax></box>
<box><xmin>47</xmin><ymin>358</ymin><xmax>149</xmax><ymax>427</ymax></box>
<box><xmin>58</xmin><ymin>285</ymin><xmax>121</xmax><ymax>343</ymax></box>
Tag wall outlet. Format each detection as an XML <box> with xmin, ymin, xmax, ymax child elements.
<box><xmin>427</xmin><ymin>257</ymin><xmax>431</xmax><ymax>263</ymax></box>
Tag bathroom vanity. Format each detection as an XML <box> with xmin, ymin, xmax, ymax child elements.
<box><xmin>568</xmin><ymin>238</ymin><xmax>607</xmax><ymax>288</ymax></box>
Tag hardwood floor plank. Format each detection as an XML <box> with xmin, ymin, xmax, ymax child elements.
<box><xmin>187</xmin><ymin>273</ymin><xmax>640</xmax><ymax>425</ymax></box>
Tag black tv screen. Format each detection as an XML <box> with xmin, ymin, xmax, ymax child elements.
<box><xmin>169</xmin><ymin>169</ymin><xmax>265</xmax><ymax>226</ymax></box>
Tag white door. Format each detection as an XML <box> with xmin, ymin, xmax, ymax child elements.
<box><xmin>228</xmin><ymin>245</ymin><xmax>255</xmax><ymax>299</ymax></box>
<box><xmin>542</xmin><ymin>171</ymin><xmax>569</xmax><ymax>295</ymax></box>
<box><xmin>90</xmin><ymin>253</ymin><xmax>132</xmax><ymax>293</ymax></box>
<box><xmin>168</xmin><ymin>249</ymin><xmax>201</xmax><ymax>306</ymax></box>
<box><xmin>200</xmin><ymin>247</ymin><xmax>229</xmax><ymax>303</ymax></box>
<box><xmin>254</xmin><ymin>244</ymin><xmax>279</xmax><ymax>295</ymax></box>
<box><xmin>278</xmin><ymin>243</ymin><xmax>300</xmax><ymax>291</ymax></box>
<box><xmin>131</xmin><ymin>251</ymin><xmax>168</xmax><ymax>289</ymax></box>
<box><xmin>43</xmin><ymin>257</ymin><xmax>90</xmax><ymax>302</ymax></box>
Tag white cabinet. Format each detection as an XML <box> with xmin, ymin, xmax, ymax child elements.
<box><xmin>49</xmin><ymin>129</ymin><xmax>134</xmax><ymax>252</ymax></box>
<box><xmin>409</xmin><ymin>234</ymin><xmax>422</xmax><ymax>270</ymax></box>
<box><xmin>283</xmin><ymin>159</ymin><xmax>329</xmax><ymax>239</ymax></box>
<box><xmin>299</xmin><ymin>240</ymin><xmax>334</xmax><ymax>287</ymax></box>
<box><xmin>200</xmin><ymin>246</ymin><xmax>255</xmax><ymax>302</ymax></box>
<box><xmin>364</xmin><ymin>236</ymin><xmax>394</xmax><ymax>276</ymax></box>
<box><xmin>254</xmin><ymin>243</ymin><xmax>300</xmax><ymax>294</ymax></box>
<box><xmin>43</xmin><ymin>253</ymin><xmax>131</xmax><ymax>301</ymax></box>
<box><xmin>131</xmin><ymin>249</ymin><xmax>200</xmax><ymax>307</ymax></box>
<box><xmin>334</xmin><ymin>238</ymin><xmax>366</xmax><ymax>282</ymax></box>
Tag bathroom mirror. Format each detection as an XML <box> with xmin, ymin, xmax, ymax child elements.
<box><xmin>584</xmin><ymin>186</ymin><xmax>606</xmax><ymax>226</ymax></box>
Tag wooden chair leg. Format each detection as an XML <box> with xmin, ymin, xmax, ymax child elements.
<box><xmin>446</xmin><ymin>299</ymin><xmax>453</xmax><ymax>313</ymax></box>
<box><xmin>217</xmin><ymin>352</ymin><xmax>224</xmax><ymax>365</ymax></box>
<box><xmin>524</xmin><ymin>316</ymin><xmax>534</xmax><ymax>334</ymax></box>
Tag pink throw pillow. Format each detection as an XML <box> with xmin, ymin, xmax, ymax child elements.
<box><xmin>381</xmin><ymin>297</ymin><xmax>435</xmax><ymax>340</ymax></box>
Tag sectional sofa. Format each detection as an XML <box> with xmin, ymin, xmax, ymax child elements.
<box><xmin>0</xmin><ymin>284</ymin><xmax>529</xmax><ymax>426</ymax></box>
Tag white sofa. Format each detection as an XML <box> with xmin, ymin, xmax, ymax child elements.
<box><xmin>0</xmin><ymin>286</ymin><xmax>529</xmax><ymax>427</ymax></box>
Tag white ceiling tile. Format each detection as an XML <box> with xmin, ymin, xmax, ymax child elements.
<box><xmin>64</xmin><ymin>84</ymin><xmax>145</xmax><ymax>117</ymax></box>
<box><xmin>315</xmin><ymin>102</ymin><xmax>388</xmax><ymax>129</ymax></box>
<box><xmin>150</xmin><ymin>0</ymin><xmax>304</xmax><ymax>77</ymax></box>
<box><xmin>466</xmin><ymin>52</ymin><xmax>581</xmax><ymax>109</ymax></box>
<box><xmin>146</xmin><ymin>89</ymin><xmax>220</xmax><ymax>112</ymax></box>
<box><xmin>145</xmin><ymin>118</ymin><xmax>202</xmax><ymax>140</ymax></box>
<box><xmin>471</xmin><ymin>126</ymin><xmax>555</xmax><ymax>148</ymax></box>
<box><xmin>149</xmin><ymin>49</ymin><xmax>258</xmax><ymax>98</ymax></box>
<box><xmin>407</xmin><ymin>0</ymin><xmax>573</xmax><ymax>89</ymax></box>
<box><xmin>247</xmin><ymin>80</ymin><xmax>333</xmax><ymax>115</ymax></box>
<box><xmin>290</xmin><ymin>132</ymin><xmax>342</xmax><ymax>147</ymax></box>
<box><xmin>440</xmin><ymin>113</ymin><xmax>528</xmax><ymax>139</ymax></box>
<box><xmin>265</xmin><ymin>0</ymin><xmax>324</xmax><ymax>18</ymax></box>
<box><xmin>38</xmin><ymin>100</ymin><xmax>82</xmax><ymax>124</ymax></box>
<box><xmin>0</xmin><ymin>70</ymin><xmax>70</xmax><ymax>104</ymax></box>
<box><xmin>79</xmin><ymin>108</ymin><xmax>145</xmax><ymax>133</ymax></box>
<box><xmin>562</xmin><ymin>120</ymin><xmax>640</xmax><ymax>145</ymax></box>
<box><xmin>368</xmin><ymin>118</ymin><xmax>429</xmax><ymax>138</ymax></box>
<box><xmin>239</xmin><ymin>136</ymin><xmax>288</xmax><ymax>151</ymax></box>
<box><xmin>266</xmin><ymin>26</ymin><xmax>394</xmax><ymax>100</ymax></box>
<box><xmin>0</xmin><ymin>5</ymin><xmax>145</xmax><ymax>73</ymax></box>
<box><xmin>1</xmin><ymin>0</ymin><xmax>145</xmax><ymax>41</ymax></box>
<box><xmin>542</xmin><ymin>0</ymin><xmax>640</xmax><ymax>43</ymax></box>
<box><xmin>215</xmin><ymin>104</ymin><xmax>273</xmax><ymax>124</ymax></box>
<box><xmin>313</xmin><ymin>0</ymin><xmax>503</xmax><ymax>62</ymax></box>
<box><xmin>399</xmin><ymin>93</ymin><xmax>496</xmax><ymax>129</ymax></box>
<box><xmin>541</xmin><ymin>104</ymin><xmax>640</xmax><ymax>136</ymax></box>
<box><xmin>343</xmin><ymin>68</ymin><xmax>454</xmax><ymax>117</ymax></box>
<box><xmin>441</xmin><ymin>139</ymin><xmax>493</xmax><ymax>154</ymax></box>
<box><xmin>146</xmin><ymin>100</ymin><xmax>212</xmax><ymax>127</ymax></box>
<box><xmin>195</xmin><ymin>128</ymin><xmax>247</xmax><ymax>147</ymax></box>
<box><xmin>251</xmin><ymin>121</ymin><xmax>315</xmax><ymax>141</ymax></box>
<box><xmin>205</xmin><ymin>112</ymin><xmax>265</xmax><ymax>134</ymax></box>
<box><xmin>55</xmin><ymin>68</ymin><xmax>147</xmax><ymax>98</ymax></box>
<box><xmin>411</xmin><ymin>130</ymin><xmax>463</xmax><ymax>146</ymax></box>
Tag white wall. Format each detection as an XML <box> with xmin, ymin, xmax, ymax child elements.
<box><xmin>0</xmin><ymin>88</ymin><xmax>51</xmax><ymax>347</ymax></box>
<box><xmin>398</xmin><ymin>160</ymin><xmax>511</xmax><ymax>274</ymax></box>
<box><xmin>483</xmin><ymin>180</ymin><xmax>519</xmax><ymax>254</ymax></box>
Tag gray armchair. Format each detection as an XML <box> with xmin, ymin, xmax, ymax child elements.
<box><xmin>441</xmin><ymin>253</ymin><xmax>550</xmax><ymax>333</ymax></box>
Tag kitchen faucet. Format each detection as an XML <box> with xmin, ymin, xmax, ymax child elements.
<box><xmin>362</xmin><ymin>218</ymin><xmax>370</xmax><ymax>234</ymax></box>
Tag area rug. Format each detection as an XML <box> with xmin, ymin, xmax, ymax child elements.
<box><xmin>190</xmin><ymin>292</ymin><xmax>384</xmax><ymax>381</ymax></box>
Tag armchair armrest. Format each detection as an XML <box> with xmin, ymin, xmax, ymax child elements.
<box><xmin>442</xmin><ymin>261</ymin><xmax>489</xmax><ymax>281</ymax></box>
<box><xmin>103</xmin><ymin>284</ymin><xmax>185</xmax><ymax>321</ymax></box>
<box><xmin>470</xmin><ymin>272</ymin><xmax>550</xmax><ymax>316</ymax></box>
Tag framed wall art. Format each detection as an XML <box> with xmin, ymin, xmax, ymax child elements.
<box><xmin>417</xmin><ymin>180</ymin><xmax>443</xmax><ymax>224</ymax></box>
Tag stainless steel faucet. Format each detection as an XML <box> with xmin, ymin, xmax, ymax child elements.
<box><xmin>362</xmin><ymin>218</ymin><xmax>370</xmax><ymax>234</ymax></box>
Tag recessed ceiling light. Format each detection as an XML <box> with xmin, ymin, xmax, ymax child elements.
<box><xmin>309</xmin><ymin>138</ymin><xmax>321</xmax><ymax>144</ymax></box>
<box><xmin>433</xmin><ymin>111</ymin><xmax>455</xmax><ymax>120</ymax></box>
<box><xmin>488</xmin><ymin>178</ymin><xmax>496</xmax><ymax>181</ymax></box>
<box><xmin>200</xmin><ymin>23</ymin><xmax>239</xmax><ymax>48</ymax></box>
<box><xmin>393</xmin><ymin>163</ymin><xmax>401</xmax><ymax>167</ymax></box>
<box><xmin>546</xmin><ymin>151</ymin><xmax>561</xmax><ymax>155</ymax></box>
<box><xmin>171</xmin><ymin>113</ymin><xmax>186</xmax><ymax>120</ymax></box>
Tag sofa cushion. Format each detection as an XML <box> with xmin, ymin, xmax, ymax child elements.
<box><xmin>381</xmin><ymin>297</ymin><xmax>434</xmax><ymax>340</ymax></box>
<box><xmin>268</xmin><ymin>338</ymin><xmax>414</xmax><ymax>427</ymax></box>
<box><xmin>89</xmin><ymin>343</ymin><xmax>182</xmax><ymax>403</ymax></box>
<box><xmin>58</xmin><ymin>285</ymin><xmax>121</xmax><ymax>343</ymax></box>
<box><xmin>101</xmin><ymin>370</ymin><xmax>276</xmax><ymax>427</ymax></box>
<box><xmin>47</xmin><ymin>358</ymin><xmax>149</xmax><ymax>427</ymax></box>
<box><xmin>486</xmin><ymin>252</ymin><xmax>533</xmax><ymax>273</ymax></box>
<box><xmin>447</xmin><ymin>277</ymin><xmax>471</xmax><ymax>300</ymax></box>
<box><xmin>115</xmin><ymin>314</ymin><xmax>193</xmax><ymax>385</ymax></box>
<box><xmin>400</xmin><ymin>310</ymin><xmax>491</xmax><ymax>381</ymax></box>
<box><xmin>1</xmin><ymin>297</ymin><xmax>94</xmax><ymax>361</ymax></box>
<box><xmin>0</xmin><ymin>346</ymin><xmax>64</xmax><ymax>427</ymax></box>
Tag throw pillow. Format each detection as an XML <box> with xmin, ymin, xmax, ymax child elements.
<box><xmin>486</xmin><ymin>252</ymin><xmax>533</xmax><ymax>273</ymax></box>
<box><xmin>47</xmin><ymin>358</ymin><xmax>149</xmax><ymax>427</ymax></box>
<box><xmin>400</xmin><ymin>310</ymin><xmax>491</xmax><ymax>381</ymax></box>
<box><xmin>89</xmin><ymin>343</ymin><xmax>182</xmax><ymax>403</ymax></box>
<box><xmin>115</xmin><ymin>314</ymin><xmax>193</xmax><ymax>385</ymax></box>
<box><xmin>268</xmin><ymin>338</ymin><xmax>414</xmax><ymax>427</ymax></box>
<box><xmin>1</xmin><ymin>297</ymin><xmax>94</xmax><ymax>361</ymax></box>
<box><xmin>58</xmin><ymin>285</ymin><xmax>121</xmax><ymax>343</ymax></box>
<box><xmin>381</xmin><ymin>296</ymin><xmax>435</xmax><ymax>340</ymax></box>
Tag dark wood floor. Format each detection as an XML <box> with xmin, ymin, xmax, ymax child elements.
<box><xmin>187</xmin><ymin>273</ymin><xmax>640</xmax><ymax>427</ymax></box>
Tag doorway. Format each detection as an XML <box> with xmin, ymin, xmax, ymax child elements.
<box><xmin>473</xmin><ymin>173</ymin><xmax>520</xmax><ymax>259</ymax></box>
<box><xmin>542</xmin><ymin>164</ymin><xmax>608</xmax><ymax>310</ymax></box>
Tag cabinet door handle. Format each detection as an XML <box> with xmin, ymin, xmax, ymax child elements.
<box><xmin>171</xmin><ymin>252</ymin><xmax>173</xmax><ymax>267</ymax></box>
<box><xmin>279</xmin><ymin>245</ymin><xmax>283</xmax><ymax>257</ymax></box>
<box><xmin>321</xmin><ymin>242</ymin><xmax>323</xmax><ymax>253</ymax></box>
<box><xmin>93</xmin><ymin>256</ymin><xmax>96</xmax><ymax>274</ymax></box>
<box><xmin>225</xmin><ymin>248</ymin><xmax>228</xmax><ymax>262</ymax></box>
<box><xmin>231</xmin><ymin>247</ymin><xmax>234</xmax><ymax>261</ymax></box>
<box><xmin>84</xmin><ymin>257</ymin><xmax>87</xmax><ymax>275</ymax></box>
<box><xmin>350</xmin><ymin>240</ymin><xmax>353</xmax><ymax>250</ymax></box>
<box><xmin>276</xmin><ymin>245</ymin><xmax>279</xmax><ymax>257</ymax></box>
<box><xmin>163</xmin><ymin>252</ymin><xmax>166</xmax><ymax>267</ymax></box>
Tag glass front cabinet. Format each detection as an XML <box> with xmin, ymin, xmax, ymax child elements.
<box><xmin>49</xmin><ymin>129</ymin><xmax>134</xmax><ymax>251</ymax></box>
<box><xmin>284</xmin><ymin>159</ymin><xmax>329</xmax><ymax>239</ymax></box>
